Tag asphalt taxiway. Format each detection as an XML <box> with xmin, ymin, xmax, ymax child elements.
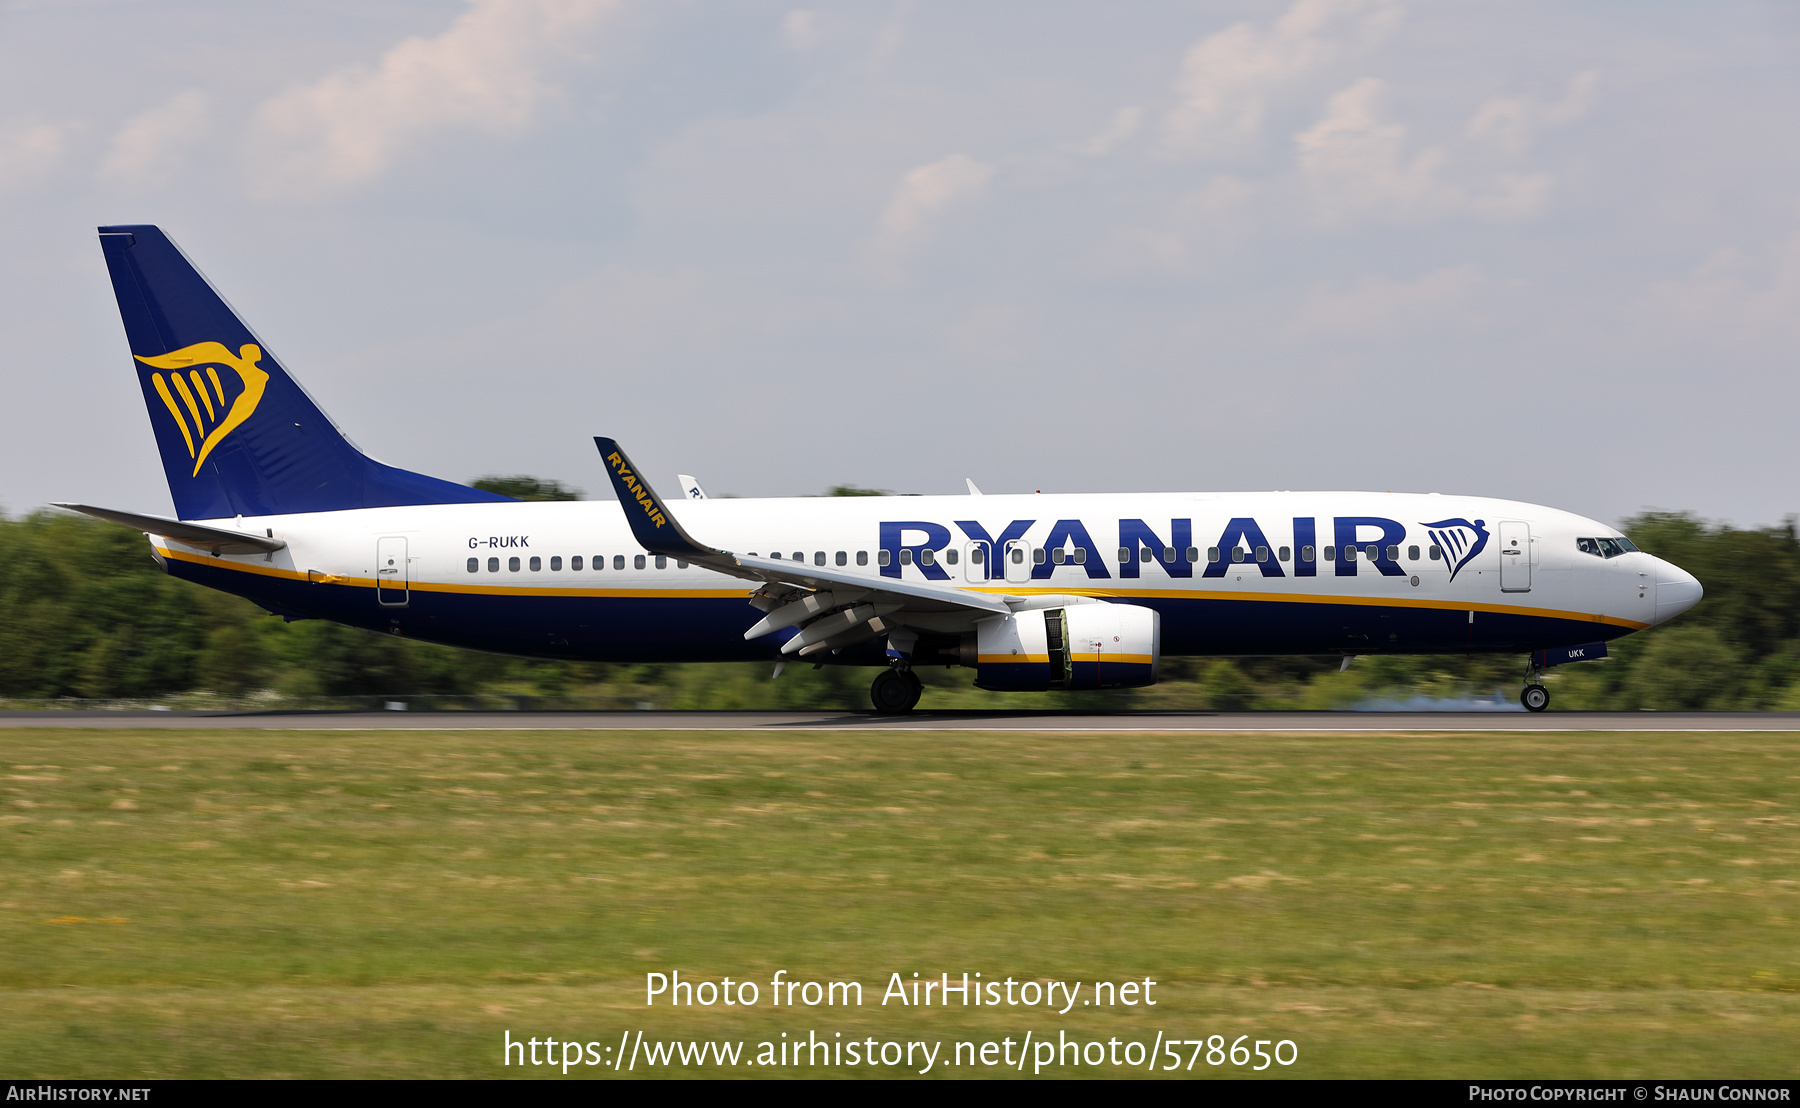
<box><xmin>3</xmin><ymin>710</ymin><xmax>1799</xmax><ymax>731</ymax></box>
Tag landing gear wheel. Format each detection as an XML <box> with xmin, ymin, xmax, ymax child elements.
<box><xmin>1521</xmin><ymin>685</ymin><xmax>1550</xmax><ymax>713</ymax></box>
<box><xmin>870</xmin><ymin>668</ymin><xmax>922</xmax><ymax>714</ymax></box>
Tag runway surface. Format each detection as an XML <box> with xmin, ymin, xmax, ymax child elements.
<box><xmin>4</xmin><ymin>709</ymin><xmax>1800</xmax><ymax>731</ymax></box>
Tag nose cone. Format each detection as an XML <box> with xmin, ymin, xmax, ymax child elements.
<box><xmin>1653</xmin><ymin>558</ymin><xmax>1703</xmax><ymax>625</ymax></box>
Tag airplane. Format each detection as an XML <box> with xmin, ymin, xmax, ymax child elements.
<box><xmin>60</xmin><ymin>225</ymin><xmax>1704</xmax><ymax>714</ymax></box>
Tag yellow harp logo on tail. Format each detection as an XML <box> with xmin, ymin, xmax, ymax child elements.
<box><xmin>136</xmin><ymin>343</ymin><xmax>270</xmax><ymax>477</ymax></box>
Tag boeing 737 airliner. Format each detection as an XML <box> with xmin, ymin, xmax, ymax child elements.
<box><xmin>62</xmin><ymin>226</ymin><xmax>1703</xmax><ymax>712</ymax></box>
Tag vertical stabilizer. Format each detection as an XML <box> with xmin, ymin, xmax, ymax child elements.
<box><xmin>98</xmin><ymin>225</ymin><xmax>512</xmax><ymax>519</ymax></box>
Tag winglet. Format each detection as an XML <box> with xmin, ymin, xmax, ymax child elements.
<box><xmin>677</xmin><ymin>473</ymin><xmax>708</xmax><ymax>500</ymax></box>
<box><xmin>594</xmin><ymin>438</ymin><xmax>720</xmax><ymax>560</ymax></box>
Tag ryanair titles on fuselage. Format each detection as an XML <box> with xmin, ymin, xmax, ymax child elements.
<box><xmin>882</xmin><ymin>514</ymin><xmax>1488</xmax><ymax>582</ymax></box>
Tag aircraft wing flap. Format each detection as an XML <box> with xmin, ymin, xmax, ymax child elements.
<box><xmin>54</xmin><ymin>503</ymin><xmax>287</xmax><ymax>554</ymax></box>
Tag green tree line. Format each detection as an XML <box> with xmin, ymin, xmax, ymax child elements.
<box><xmin>1</xmin><ymin>492</ymin><xmax>1794</xmax><ymax>710</ymax></box>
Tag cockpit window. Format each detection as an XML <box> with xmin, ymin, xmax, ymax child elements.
<box><xmin>1597</xmin><ymin>537</ymin><xmax>1626</xmax><ymax>559</ymax></box>
<box><xmin>1577</xmin><ymin>537</ymin><xmax>1602</xmax><ymax>557</ymax></box>
<box><xmin>1617</xmin><ymin>536</ymin><xmax>1640</xmax><ymax>553</ymax></box>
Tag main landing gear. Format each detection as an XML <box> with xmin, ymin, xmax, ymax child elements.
<box><xmin>870</xmin><ymin>666</ymin><xmax>923</xmax><ymax>714</ymax></box>
<box><xmin>1520</xmin><ymin>657</ymin><xmax>1550</xmax><ymax>712</ymax></box>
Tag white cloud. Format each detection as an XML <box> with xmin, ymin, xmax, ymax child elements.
<box><xmin>248</xmin><ymin>0</ymin><xmax>616</xmax><ymax>198</ymax></box>
<box><xmin>1295</xmin><ymin>78</ymin><xmax>1549</xmax><ymax>224</ymax></box>
<box><xmin>101</xmin><ymin>91</ymin><xmax>210</xmax><ymax>186</ymax></box>
<box><xmin>1468</xmin><ymin>70</ymin><xmax>1599</xmax><ymax>155</ymax></box>
<box><xmin>0</xmin><ymin>122</ymin><xmax>66</xmax><ymax>193</ymax></box>
<box><xmin>1298</xmin><ymin>265</ymin><xmax>1487</xmax><ymax>335</ymax></box>
<box><xmin>870</xmin><ymin>153</ymin><xmax>993</xmax><ymax>270</ymax></box>
<box><xmin>783</xmin><ymin>10</ymin><xmax>824</xmax><ymax>51</ymax></box>
<box><xmin>1161</xmin><ymin>0</ymin><xmax>1398</xmax><ymax>158</ymax></box>
<box><xmin>1100</xmin><ymin>174</ymin><xmax>1258</xmax><ymax>273</ymax></box>
<box><xmin>1078</xmin><ymin>106</ymin><xmax>1144</xmax><ymax>157</ymax></box>
<box><xmin>1650</xmin><ymin>233</ymin><xmax>1800</xmax><ymax>340</ymax></box>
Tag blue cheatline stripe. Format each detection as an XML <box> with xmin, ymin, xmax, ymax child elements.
<box><xmin>163</xmin><ymin>554</ymin><xmax>1634</xmax><ymax>665</ymax></box>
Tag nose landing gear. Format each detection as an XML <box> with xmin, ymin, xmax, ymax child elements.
<box><xmin>870</xmin><ymin>666</ymin><xmax>923</xmax><ymax>714</ymax></box>
<box><xmin>1520</xmin><ymin>657</ymin><xmax>1550</xmax><ymax>712</ymax></box>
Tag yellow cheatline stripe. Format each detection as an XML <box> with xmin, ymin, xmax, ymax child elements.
<box><xmin>150</xmin><ymin>374</ymin><xmax>195</xmax><ymax>457</ymax></box>
<box><xmin>154</xmin><ymin>548</ymin><xmax>1644</xmax><ymax>630</ymax></box>
<box><xmin>964</xmin><ymin>584</ymin><xmax>1646</xmax><ymax>631</ymax></box>
<box><xmin>169</xmin><ymin>372</ymin><xmax>206</xmax><ymax>434</ymax></box>
<box><xmin>1070</xmin><ymin>653</ymin><xmax>1155</xmax><ymax>665</ymax></box>
<box><xmin>978</xmin><ymin>654</ymin><xmax>1049</xmax><ymax>664</ymax></box>
<box><xmin>189</xmin><ymin>370</ymin><xmax>216</xmax><ymax>421</ymax></box>
<box><xmin>206</xmin><ymin>366</ymin><xmax>226</xmax><ymax>406</ymax></box>
<box><xmin>155</xmin><ymin>547</ymin><xmax>753</xmax><ymax>598</ymax></box>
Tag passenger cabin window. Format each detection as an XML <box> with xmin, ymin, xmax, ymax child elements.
<box><xmin>1278</xmin><ymin>546</ymin><xmax>1290</xmax><ymax>562</ymax></box>
<box><xmin>1033</xmin><ymin>548</ymin><xmax>1047</xmax><ymax>564</ymax></box>
<box><xmin>1325</xmin><ymin>546</ymin><xmax>1338</xmax><ymax>561</ymax></box>
<box><xmin>571</xmin><ymin>556</ymin><xmax>583</xmax><ymax>571</ymax></box>
<box><xmin>899</xmin><ymin>549</ymin><xmax>913</xmax><ymax>566</ymax></box>
<box><xmin>1232</xmin><ymin>547</ymin><xmax>1245</xmax><ymax>563</ymax></box>
<box><xmin>1384</xmin><ymin>545</ymin><xmax>1398</xmax><ymax>561</ymax></box>
<box><xmin>1208</xmin><ymin>547</ymin><xmax>1220</xmax><ymax>562</ymax></box>
<box><xmin>655</xmin><ymin>555</ymin><xmax>667</xmax><ymax>569</ymax></box>
<box><xmin>550</xmin><ymin>556</ymin><xmax>562</xmax><ymax>571</ymax></box>
<box><xmin>1429</xmin><ymin>545</ymin><xmax>1442</xmax><ymax>560</ymax></box>
<box><xmin>488</xmin><ymin>557</ymin><xmax>500</xmax><ymax>572</ymax></box>
<box><xmin>1140</xmin><ymin>547</ymin><xmax>1152</xmax><ymax>563</ymax></box>
<box><xmin>836</xmin><ymin>551</ymin><xmax>847</xmax><ymax>566</ymax></box>
<box><xmin>970</xmin><ymin>547</ymin><xmax>984</xmax><ymax>565</ymax></box>
<box><xmin>920</xmin><ymin>548</ymin><xmax>934</xmax><ymax>566</ymax></box>
<box><xmin>1301</xmin><ymin>545</ymin><xmax>1315</xmax><ymax>562</ymax></box>
<box><xmin>1407</xmin><ymin>546</ymin><xmax>1419</xmax><ymax>561</ymax></box>
<box><xmin>1185</xmin><ymin>547</ymin><xmax>1199</xmax><ymax>562</ymax></box>
<box><xmin>614</xmin><ymin>555</ymin><xmax>626</xmax><ymax>570</ymax></box>
<box><xmin>856</xmin><ymin>551</ymin><xmax>868</xmax><ymax>566</ymax></box>
<box><xmin>633</xmin><ymin>554</ymin><xmax>646</xmax><ymax>570</ymax></box>
<box><xmin>1052</xmin><ymin>548</ymin><xmax>1066</xmax><ymax>564</ymax></box>
<box><xmin>1117</xmin><ymin>547</ymin><xmax>1130</xmax><ymax>564</ymax></box>
<box><xmin>946</xmin><ymin>549</ymin><xmax>958</xmax><ymax>565</ymax></box>
<box><xmin>1255</xmin><ymin>546</ymin><xmax>1269</xmax><ymax>562</ymax></box>
<box><xmin>467</xmin><ymin>557</ymin><xmax>479</xmax><ymax>573</ymax></box>
<box><xmin>508</xmin><ymin>557</ymin><xmax>520</xmax><ymax>572</ymax></box>
<box><xmin>529</xmin><ymin>556</ymin><xmax>541</xmax><ymax>572</ymax></box>
<box><xmin>878</xmin><ymin>550</ymin><xmax>891</xmax><ymax>566</ymax></box>
<box><xmin>814</xmin><ymin>551</ymin><xmax>826</xmax><ymax>566</ymax></box>
<box><xmin>791</xmin><ymin>551</ymin><xmax>803</xmax><ymax>562</ymax></box>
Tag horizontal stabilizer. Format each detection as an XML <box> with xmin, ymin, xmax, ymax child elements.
<box><xmin>54</xmin><ymin>503</ymin><xmax>287</xmax><ymax>555</ymax></box>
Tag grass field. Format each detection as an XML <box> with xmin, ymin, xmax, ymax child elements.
<box><xmin>1</xmin><ymin>725</ymin><xmax>1797</xmax><ymax>1079</ymax></box>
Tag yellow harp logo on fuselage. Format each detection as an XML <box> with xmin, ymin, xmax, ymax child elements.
<box><xmin>136</xmin><ymin>342</ymin><xmax>270</xmax><ymax>477</ymax></box>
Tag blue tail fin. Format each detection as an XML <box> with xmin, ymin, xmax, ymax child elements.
<box><xmin>98</xmin><ymin>225</ymin><xmax>512</xmax><ymax>519</ymax></box>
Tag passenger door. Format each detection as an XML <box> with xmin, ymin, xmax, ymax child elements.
<box><xmin>377</xmin><ymin>536</ymin><xmax>409</xmax><ymax>607</ymax></box>
<box><xmin>1498</xmin><ymin>522</ymin><xmax>1531</xmax><ymax>593</ymax></box>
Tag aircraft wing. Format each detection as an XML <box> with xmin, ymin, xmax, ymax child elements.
<box><xmin>594</xmin><ymin>438</ymin><xmax>1011</xmax><ymax>657</ymax></box>
<box><xmin>54</xmin><ymin>503</ymin><xmax>287</xmax><ymax>555</ymax></box>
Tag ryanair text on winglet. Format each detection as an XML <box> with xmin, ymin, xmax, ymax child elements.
<box><xmin>606</xmin><ymin>451</ymin><xmax>668</xmax><ymax>529</ymax></box>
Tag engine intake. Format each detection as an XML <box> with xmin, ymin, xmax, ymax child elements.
<box><xmin>974</xmin><ymin>603</ymin><xmax>1160</xmax><ymax>691</ymax></box>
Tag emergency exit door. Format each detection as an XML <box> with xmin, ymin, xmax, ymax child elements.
<box><xmin>377</xmin><ymin>536</ymin><xmax>409</xmax><ymax>606</ymax></box>
<box><xmin>1498</xmin><ymin>521</ymin><xmax>1531</xmax><ymax>593</ymax></box>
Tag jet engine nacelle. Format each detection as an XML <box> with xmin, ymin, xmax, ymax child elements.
<box><xmin>974</xmin><ymin>603</ymin><xmax>1161</xmax><ymax>692</ymax></box>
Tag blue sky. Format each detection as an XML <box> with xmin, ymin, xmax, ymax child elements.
<box><xmin>3</xmin><ymin>0</ymin><xmax>1797</xmax><ymax>526</ymax></box>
